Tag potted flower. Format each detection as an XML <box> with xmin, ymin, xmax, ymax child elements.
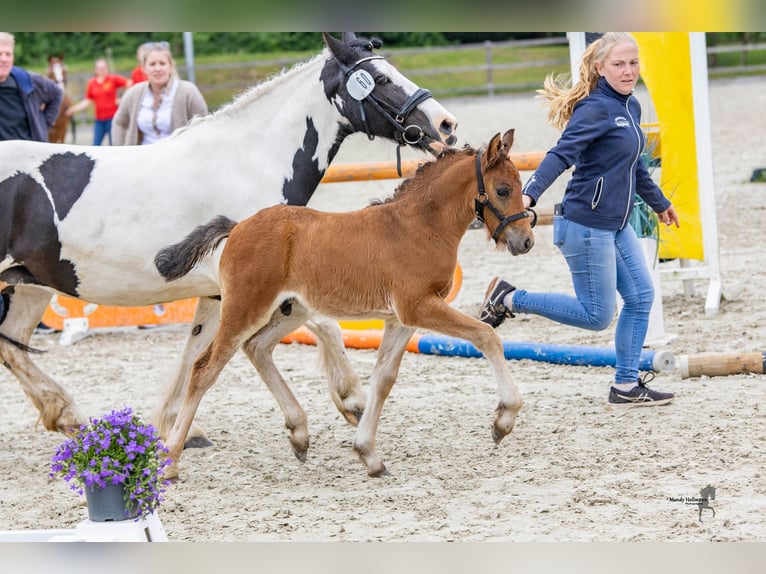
<box><xmin>50</xmin><ymin>406</ymin><xmax>172</xmax><ymax>521</ymax></box>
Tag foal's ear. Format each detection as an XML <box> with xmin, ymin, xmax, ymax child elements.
<box><xmin>501</xmin><ymin>129</ymin><xmax>515</xmax><ymax>155</ymax></box>
<box><xmin>485</xmin><ymin>132</ymin><xmax>503</xmax><ymax>166</ymax></box>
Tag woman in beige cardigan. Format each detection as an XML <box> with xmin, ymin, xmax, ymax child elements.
<box><xmin>112</xmin><ymin>42</ymin><xmax>208</xmax><ymax>146</ymax></box>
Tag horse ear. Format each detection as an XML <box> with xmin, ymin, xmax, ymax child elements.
<box><xmin>501</xmin><ymin>129</ymin><xmax>515</xmax><ymax>155</ymax></box>
<box><xmin>343</xmin><ymin>32</ymin><xmax>358</xmax><ymax>43</ymax></box>
<box><xmin>323</xmin><ymin>32</ymin><xmax>353</xmax><ymax>66</ymax></box>
<box><xmin>485</xmin><ymin>132</ymin><xmax>503</xmax><ymax>166</ymax></box>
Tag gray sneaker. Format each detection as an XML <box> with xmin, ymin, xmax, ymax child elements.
<box><xmin>607</xmin><ymin>374</ymin><xmax>674</xmax><ymax>409</ymax></box>
<box><xmin>479</xmin><ymin>277</ymin><xmax>516</xmax><ymax>328</ymax></box>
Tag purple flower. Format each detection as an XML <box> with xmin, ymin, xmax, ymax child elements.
<box><xmin>50</xmin><ymin>406</ymin><xmax>170</xmax><ymax>519</ymax></box>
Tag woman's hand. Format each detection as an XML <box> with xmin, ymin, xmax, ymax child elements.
<box><xmin>658</xmin><ymin>205</ymin><xmax>680</xmax><ymax>227</ymax></box>
<box><xmin>522</xmin><ymin>194</ymin><xmax>533</xmax><ymax>209</ymax></box>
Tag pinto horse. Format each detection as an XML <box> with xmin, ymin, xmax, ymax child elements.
<box><xmin>0</xmin><ymin>33</ymin><xmax>458</xmax><ymax>447</ymax></box>
<box><xmin>159</xmin><ymin>129</ymin><xmax>535</xmax><ymax>479</ymax></box>
<box><xmin>46</xmin><ymin>54</ymin><xmax>75</xmax><ymax>144</ymax></box>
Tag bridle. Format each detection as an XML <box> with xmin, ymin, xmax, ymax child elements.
<box><xmin>473</xmin><ymin>150</ymin><xmax>537</xmax><ymax>241</ymax></box>
<box><xmin>337</xmin><ymin>53</ymin><xmax>438</xmax><ymax>175</ymax></box>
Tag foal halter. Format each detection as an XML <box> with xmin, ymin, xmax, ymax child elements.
<box><xmin>338</xmin><ymin>54</ymin><xmax>438</xmax><ymax>174</ymax></box>
<box><xmin>474</xmin><ymin>150</ymin><xmax>537</xmax><ymax>241</ymax></box>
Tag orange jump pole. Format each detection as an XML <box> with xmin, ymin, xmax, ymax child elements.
<box><xmin>321</xmin><ymin>152</ymin><xmax>546</xmax><ymax>183</ymax></box>
<box><xmin>679</xmin><ymin>352</ymin><xmax>766</xmax><ymax>379</ymax></box>
<box><xmin>283</xmin><ymin>327</ymin><xmax>422</xmax><ymax>353</ymax></box>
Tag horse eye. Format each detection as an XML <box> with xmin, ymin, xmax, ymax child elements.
<box><xmin>496</xmin><ymin>186</ymin><xmax>510</xmax><ymax>197</ymax></box>
<box><xmin>375</xmin><ymin>75</ymin><xmax>389</xmax><ymax>85</ymax></box>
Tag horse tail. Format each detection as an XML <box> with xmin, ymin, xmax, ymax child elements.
<box><xmin>155</xmin><ymin>215</ymin><xmax>237</xmax><ymax>282</ymax></box>
<box><xmin>0</xmin><ymin>332</ymin><xmax>45</xmax><ymax>354</ymax></box>
<box><xmin>0</xmin><ymin>295</ymin><xmax>45</xmax><ymax>354</ymax></box>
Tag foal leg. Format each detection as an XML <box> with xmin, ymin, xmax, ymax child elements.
<box><xmin>241</xmin><ymin>303</ymin><xmax>313</xmax><ymax>462</ymax></box>
<box><xmin>353</xmin><ymin>321</ymin><xmax>415</xmax><ymax>477</ymax></box>
<box><xmin>151</xmin><ymin>296</ymin><xmax>220</xmax><ymax>448</ymax></box>
<box><xmin>241</xmin><ymin>305</ymin><xmax>366</xmax><ymax>460</ymax></box>
<box><xmin>305</xmin><ymin>317</ymin><xmax>366</xmax><ymax>425</ymax></box>
<box><xmin>401</xmin><ymin>298</ymin><xmax>523</xmax><ymax>443</ymax></box>
<box><xmin>163</xmin><ymin>330</ymin><xmax>244</xmax><ymax>481</ymax></box>
<box><xmin>0</xmin><ymin>287</ymin><xmax>84</xmax><ymax>434</ymax></box>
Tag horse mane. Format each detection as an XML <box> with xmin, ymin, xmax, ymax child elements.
<box><xmin>177</xmin><ymin>35</ymin><xmax>384</xmax><ymax>138</ymax></box>
<box><xmin>173</xmin><ymin>50</ymin><xmax>328</xmax><ymax>138</ymax></box>
<box><xmin>369</xmin><ymin>145</ymin><xmax>477</xmax><ymax>206</ymax></box>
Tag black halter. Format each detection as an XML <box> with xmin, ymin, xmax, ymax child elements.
<box><xmin>473</xmin><ymin>151</ymin><xmax>537</xmax><ymax>241</ymax></box>
<box><xmin>338</xmin><ymin>54</ymin><xmax>438</xmax><ymax>175</ymax></box>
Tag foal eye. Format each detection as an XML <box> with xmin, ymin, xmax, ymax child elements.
<box><xmin>496</xmin><ymin>186</ymin><xmax>510</xmax><ymax>197</ymax></box>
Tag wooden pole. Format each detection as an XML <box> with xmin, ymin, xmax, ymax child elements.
<box><xmin>679</xmin><ymin>352</ymin><xmax>766</xmax><ymax>379</ymax></box>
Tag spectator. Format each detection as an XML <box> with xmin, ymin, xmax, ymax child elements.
<box><xmin>130</xmin><ymin>42</ymin><xmax>150</xmax><ymax>84</ymax></box>
<box><xmin>113</xmin><ymin>41</ymin><xmax>207</xmax><ymax>146</ymax></box>
<box><xmin>0</xmin><ymin>32</ymin><xmax>63</xmax><ymax>142</ymax></box>
<box><xmin>66</xmin><ymin>58</ymin><xmax>131</xmax><ymax>145</ymax></box>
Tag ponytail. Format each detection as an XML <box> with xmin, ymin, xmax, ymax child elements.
<box><xmin>537</xmin><ymin>32</ymin><xmax>637</xmax><ymax>131</ymax></box>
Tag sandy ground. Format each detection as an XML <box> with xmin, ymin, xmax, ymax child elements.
<box><xmin>1</xmin><ymin>76</ymin><xmax>765</xmax><ymax>542</ymax></box>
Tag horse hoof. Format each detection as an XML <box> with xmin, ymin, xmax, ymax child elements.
<box><xmin>343</xmin><ymin>408</ymin><xmax>363</xmax><ymax>427</ymax></box>
<box><xmin>162</xmin><ymin>465</ymin><xmax>180</xmax><ymax>482</ymax></box>
<box><xmin>492</xmin><ymin>426</ymin><xmax>507</xmax><ymax>445</ymax></box>
<box><xmin>367</xmin><ymin>462</ymin><xmax>388</xmax><ymax>477</ymax></box>
<box><xmin>184</xmin><ymin>436</ymin><xmax>214</xmax><ymax>449</ymax></box>
<box><xmin>292</xmin><ymin>446</ymin><xmax>308</xmax><ymax>463</ymax></box>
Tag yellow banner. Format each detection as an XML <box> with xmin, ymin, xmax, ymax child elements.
<box><xmin>633</xmin><ymin>32</ymin><xmax>704</xmax><ymax>260</ymax></box>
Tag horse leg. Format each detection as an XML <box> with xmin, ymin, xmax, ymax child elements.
<box><xmin>241</xmin><ymin>303</ymin><xmax>313</xmax><ymax>462</ymax></box>
<box><xmin>0</xmin><ymin>287</ymin><xmax>85</xmax><ymax>433</ymax></box>
<box><xmin>305</xmin><ymin>317</ymin><xmax>366</xmax><ymax>425</ymax></box>
<box><xmin>399</xmin><ymin>298</ymin><xmax>523</xmax><ymax>443</ymax></box>
<box><xmin>353</xmin><ymin>320</ymin><xmax>415</xmax><ymax>477</ymax></box>
<box><xmin>151</xmin><ymin>296</ymin><xmax>220</xmax><ymax>449</ymax></box>
<box><xmin>163</xmin><ymin>298</ymin><xmax>278</xmax><ymax>480</ymax></box>
<box><xmin>163</xmin><ymin>333</ymin><xmax>243</xmax><ymax>481</ymax></box>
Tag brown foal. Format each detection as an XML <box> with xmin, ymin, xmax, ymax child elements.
<box><xmin>162</xmin><ymin>129</ymin><xmax>535</xmax><ymax>478</ymax></box>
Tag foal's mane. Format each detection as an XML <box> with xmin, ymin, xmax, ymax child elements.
<box><xmin>370</xmin><ymin>145</ymin><xmax>477</xmax><ymax>206</ymax></box>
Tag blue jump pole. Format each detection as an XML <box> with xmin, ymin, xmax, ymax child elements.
<box><xmin>415</xmin><ymin>334</ymin><xmax>675</xmax><ymax>372</ymax></box>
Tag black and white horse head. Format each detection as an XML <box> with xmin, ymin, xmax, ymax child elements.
<box><xmin>320</xmin><ymin>32</ymin><xmax>458</xmax><ymax>153</ymax></box>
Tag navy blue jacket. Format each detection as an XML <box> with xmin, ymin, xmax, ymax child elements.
<box><xmin>9</xmin><ymin>66</ymin><xmax>63</xmax><ymax>142</ymax></box>
<box><xmin>523</xmin><ymin>76</ymin><xmax>671</xmax><ymax>231</ymax></box>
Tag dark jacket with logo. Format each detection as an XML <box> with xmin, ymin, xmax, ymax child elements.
<box><xmin>9</xmin><ymin>66</ymin><xmax>63</xmax><ymax>141</ymax></box>
<box><xmin>522</xmin><ymin>76</ymin><xmax>671</xmax><ymax>231</ymax></box>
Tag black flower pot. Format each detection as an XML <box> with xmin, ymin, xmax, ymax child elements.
<box><xmin>84</xmin><ymin>482</ymin><xmax>140</xmax><ymax>522</ymax></box>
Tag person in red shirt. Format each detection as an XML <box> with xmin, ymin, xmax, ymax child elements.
<box><xmin>130</xmin><ymin>43</ymin><xmax>150</xmax><ymax>84</ymax></box>
<box><xmin>67</xmin><ymin>58</ymin><xmax>131</xmax><ymax>145</ymax></box>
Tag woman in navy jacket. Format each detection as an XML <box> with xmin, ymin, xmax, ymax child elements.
<box><xmin>479</xmin><ymin>32</ymin><xmax>680</xmax><ymax>409</ymax></box>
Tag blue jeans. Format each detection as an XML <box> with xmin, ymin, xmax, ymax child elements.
<box><xmin>511</xmin><ymin>216</ymin><xmax>654</xmax><ymax>383</ymax></box>
<box><xmin>93</xmin><ymin>119</ymin><xmax>113</xmax><ymax>146</ymax></box>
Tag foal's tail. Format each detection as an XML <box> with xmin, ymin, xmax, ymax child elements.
<box><xmin>155</xmin><ymin>215</ymin><xmax>237</xmax><ymax>281</ymax></box>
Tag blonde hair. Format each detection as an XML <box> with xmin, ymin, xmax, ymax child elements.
<box><xmin>537</xmin><ymin>32</ymin><xmax>637</xmax><ymax>131</ymax></box>
<box><xmin>143</xmin><ymin>43</ymin><xmax>175</xmax><ymax>70</ymax></box>
<box><xmin>0</xmin><ymin>32</ymin><xmax>15</xmax><ymax>46</ymax></box>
